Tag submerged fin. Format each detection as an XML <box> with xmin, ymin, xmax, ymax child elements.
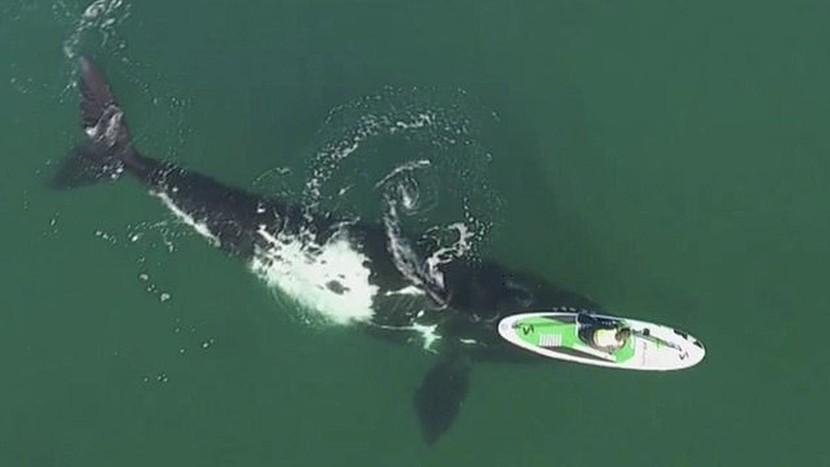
<box><xmin>413</xmin><ymin>354</ymin><xmax>472</xmax><ymax>444</ymax></box>
<box><xmin>51</xmin><ymin>56</ymin><xmax>134</xmax><ymax>189</ymax></box>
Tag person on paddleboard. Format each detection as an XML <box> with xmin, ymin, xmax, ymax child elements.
<box><xmin>576</xmin><ymin>312</ymin><xmax>632</xmax><ymax>354</ymax></box>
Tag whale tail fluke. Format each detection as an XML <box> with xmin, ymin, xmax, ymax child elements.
<box><xmin>51</xmin><ymin>56</ymin><xmax>135</xmax><ymax>189</ymax></box>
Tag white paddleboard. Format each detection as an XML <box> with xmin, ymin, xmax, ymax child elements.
<box><xmin>498</xmin><ymin>310</ymin><xmax>705</xmax><ymax>371</ymax></box>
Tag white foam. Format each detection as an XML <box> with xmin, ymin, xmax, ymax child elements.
<box><xmin>411</xmin><ymin>322</ymin><xmax>441</xmax><ymax>351</ymax></box>
<box><xmin>62</xmin><ymin>0</ymin><xmax>130</xmax><ymax>63</ymax></box>
<box><xmin>384</xmin><ymin>285</ymin><xmax>425</xmax><ymax>297</ymax></box>
<box><xmin>425</xmin><ymin>222</ymin><xmax>474</xmax><ymax>283</ymax></box>
<box><xmin>393</xmin><ymin>112</ymin><xmax>434</xmax><ymax>130</ymax></box>
<box><xmin>83</xmin><ymin>0</ymin><xmax>122</xmax><ymax>19</ymax></box>
<box><xmin>250</xmin><ymin>226</ymin><xmax>378</xmax><ymax>325</ymax></box>
<box><xmin>373</xmin><ymin>159</ymin><xmax>431</xmax><ymax>188</ymax></box>
<box><xmin>364</xmin><ymin>318</ymin><xmax>444</xmax><ymax>352</ymax></box>
<box><xmin>153</xmin><ymin>191</ymin><xmax>220</xmax><ymax>247</ymax></box>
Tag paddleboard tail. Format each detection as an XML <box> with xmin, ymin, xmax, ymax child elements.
<box><xmin>51</xmin><ymin>56</ymin><xmax>136</xmax><ymax>189</ymax></box>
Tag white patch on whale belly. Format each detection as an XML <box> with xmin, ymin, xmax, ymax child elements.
<box><xmin>153</xmin><ymin>191</ymin><xmax>220</xmax><ymax>247</ymax></box>
<box><xmin>250</xmin><ymin>226</ymin><xmax>378</xmax><ymax>325</ymax></box>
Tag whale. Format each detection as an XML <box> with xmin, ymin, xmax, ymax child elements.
<box><xmin>54</xmin><ymin>57</ymin><xmax>598</xmax><ymax>443</ymax></box>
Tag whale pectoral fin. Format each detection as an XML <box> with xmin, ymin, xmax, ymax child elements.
<box><xmin>413</xmin><ymin>354</ymin><xmax>471</xmax><ymax>444</ymax></box>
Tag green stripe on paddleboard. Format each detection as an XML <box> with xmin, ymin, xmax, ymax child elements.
<box><xmin>514</xmin><ymin>317</ymin><xmax>579</xmax><ymax>347</ymax></box>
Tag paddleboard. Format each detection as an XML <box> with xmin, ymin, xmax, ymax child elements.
<box><xmin>498</xmin><ymin>310</ymin><xmax>705</xmax><ymax>371</ymax></box>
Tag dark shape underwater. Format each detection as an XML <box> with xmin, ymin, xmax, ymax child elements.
<box><xmin>54</xmin><ymin>57</ymin><xmax>599</xmax><ymax>443</ymax></box>
<box><xmin>414</xmin><ymin>353</ymin><xmax>471</xmax><ymax>444</ymax></box>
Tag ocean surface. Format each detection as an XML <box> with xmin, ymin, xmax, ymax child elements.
<box><xmin>1</xmin><ymin>1</ymin><xmax>828</xmax><ymax>466</ymax></box>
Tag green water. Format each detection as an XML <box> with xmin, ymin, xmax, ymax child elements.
<box><xmin>2</xmin><ymin>1</ymin><xmax>828</xmax><ymax>465</ymax></box>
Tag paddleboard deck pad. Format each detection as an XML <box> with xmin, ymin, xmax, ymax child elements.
<box><xmin>498</xmin><ymin>311</ymin><xmax>705</xmax><ymax>371</ymax></box>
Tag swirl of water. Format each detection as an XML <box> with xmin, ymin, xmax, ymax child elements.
<box><xmin>375</xmin><ymin>159</ymin><xmax>439</xmax><ymax>218</ymax></box>
<box><xmin>302</xmin><ymin>86</ymin><xmax>504</xmax><ymax>261</ymax></box>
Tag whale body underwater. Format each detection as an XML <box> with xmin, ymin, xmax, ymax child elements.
<box><xmin>55</xmin><ymin>57</ymin><xmax>599</xmax><ymax>443</ymax></box>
